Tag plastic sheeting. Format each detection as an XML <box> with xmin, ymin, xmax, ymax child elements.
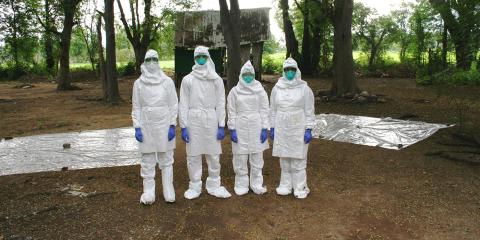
<box><xmin>0</xmin><ymin>128</ymin><xmax>139</xmax><ymax>176</ymax></box>
<box><xmin>312</xmin><ymin>114</ymin><xmax>451</xmax><ymax>150</ymax></box>
<box><xmin>0</xmin><ymin>115</ymin><xmax>451</xmax><ymax>176</ymax></box>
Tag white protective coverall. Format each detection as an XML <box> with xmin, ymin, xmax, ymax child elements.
<box><xmin>179</xmin><ymin>46</ymin><xmax>231</xmax><ymax>199</ymax></box>
<box><xmin>227</xmin><ymin>61</ymin><xmax>269</xmax><ymax>195</ymax></box>
<box><xmin>270</xmin><ymin>58</ymin><xmax>315</xmax><ymax>199</ymax></box>
<box><xmin>132</xmin><ymin>49</ymin><xmax>178</xmax><ymax>204</ymax></box>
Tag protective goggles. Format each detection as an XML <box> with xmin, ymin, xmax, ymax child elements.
<box><xmin>145</xmin><ymin>57</ymin><xmax>158</xmax><ymax>63</ymax></box>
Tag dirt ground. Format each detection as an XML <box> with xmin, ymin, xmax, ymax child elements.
<box><xmin>0</xmin><ymin>76</ymin><xmax>479</xmax><ymax>239</ymax></box>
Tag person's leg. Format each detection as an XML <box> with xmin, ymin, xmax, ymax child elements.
<box><xmin>184</xmin><ymin>155</ymin><xmax>202</xmax><ymax>200</ymax></box>
<box><xmin>249</xmin><ymin>152</ymin><xmax>267</xmax><ymax>194</ymax></box>
<box><xmin>205</xmin><ymin>154</ymin><xmax>231</xmax><ymax>198</ymax></box>
<box><xmin>232</xmin><ymin>154</ymin><xmax>249</xmax><ymax>195</ymax></box>
<box><xmin>140</xmin><ymin>153</ymin><xmax>157</xmax><ymax>204</ymax></box>
<box><xmin>291</xmin><ymin>157</ymin><xmax>309</xmax><ymax>199</ymax></box>
<box><xmin>276</xmin><ymin>157</ymin><xmax>293</xmax><ymax>195</ymax></box>
<box><xmin>157</xmin><ymin>151</ymin><xmax>175</xmax><ymax>203</ymax></box>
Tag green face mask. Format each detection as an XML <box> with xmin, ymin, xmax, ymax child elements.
<box><xmin>242</xmin><ymin>74</ymin><xmax>254</xmax><ymax>84</ymax></box>
<box><xmin>195</xmin><ymin>56</ymin><xmax>207</xmax><ymax>65</ymax></box>
<box><xmin>285</xmin><ymin>70</ymin><xmax>296</xmax><ymax>80</ymax></box>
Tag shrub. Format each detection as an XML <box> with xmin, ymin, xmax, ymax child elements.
<box><xmin>118</xmin><ymin>61</ymin><xmax>136</xmax><ymax>76</ymax></box>
<box><xmin>417</xmin><ymin>69</ymin><xmax>480</xmax><ymax>85</ymax></box>
<box><xmin>262</xmin><ymin>54</ymin><xmax>283</xmax><ymax>74</ymax></box>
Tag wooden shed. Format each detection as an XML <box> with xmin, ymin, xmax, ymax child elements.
<box><xmin>174</xmin><ymin>8</ymin><xmax>270</xmax><ymax>83</ymax></box>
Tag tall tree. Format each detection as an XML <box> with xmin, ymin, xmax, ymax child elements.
<box><xmin>57</xmin><ymin>0</ymin><xmax>82</xmax><ymax>90</ymax></box>
<box><xmin>219</xmin><ymin>0</ymin><xmax>242</xmax><ymax>92</ymax></box>
<box><xmin>0</xmin><ymin>0</ymin><xmax>38</xmax><ymax>78</ymax></box>
<box><xmin>280</xmin><ymin>0</ymin><xmax>300</xmax><ymax>62</ymax></box>
<box><xmin>43</xmin><ymin>0</ymin><xmax>56</xmax><ymax>75</ymax></box>
<box><xmin>391</xmin><ymin>5</ymin><xmax>413</xmax><ymax>64</ymax></box>
<box><xmin>29</xmin><ymin>0</ymin><xmax>61</xmax><ymax>76</ymax></box>
<box><xmin>116</xmin><ymin>0</ymin><xmax>195</xmax><ymax>73</ymax></box>
<box><xmin>77</xmin><ymin>0</ymin><xmax>99</xmax><ymax>75</ymax></box>
<box><xmin>96</xmin><ymin>13</ymin><xmax>108</xmax><ymax>100</ymax></box>
<box><xmin>331</xmin><ymin>0</ymin><xmax>358</xmax><ymax>95</ymax></box>
<box><xmin>104</xmin><ymin>0</ymin><xmax>120</xmax><ymax>104</ymax></box>
<box><xmin>429</xmin><ymin>0</ymin><xmax>480</xmax><ymax>70</ymax></box>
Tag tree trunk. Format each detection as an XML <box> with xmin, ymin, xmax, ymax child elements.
<box><xmin>133</xmin><ymin>46</ymin><xmax>148</xmax><ymax>74</ymax></box>
<box><xmin>300</xmin><ymin>0</ymin><xmax>312</xmax><ymax>75</ymax></box>
<box><xmin>331</xmin><ymin>0</ymin><xmax>358</xmax><ymax>96</ymax></box>
<box><xmin>57</xmin><ymin>0</ymin><xmax>80</xmax><ymax>91</ymax></box>
<box><xmin>321</xmin><ymin>28</ymin><xmax>330</xmax><ymax>70</ymax></box>
<box><xmin>428</xmin><ymin>0</ymin><xmax>475</xmax><ymax>70</ymax></box>
<box><xmin>44</xmin><ymin>0</ymin><xmax>55</xmax><ymax>75</ymax></box>
<box><xmin>219</xmin><ymin>0</ymin><xmax>242</xmax><ymax>93</ymax></box>
<box><xmin>310</xmin><ymin>31</ymin><xmax>321</xmax><ymax>75</ymax></box>
<box><xmin>441</xmin><ymin>23</ymin><xmax>448</xmax><ymax>69</ymax></box>
<box><xmin>104</xmin><ymin>0</ymin><xmax>120</xmax><ymax>104</ymax></box>
<box><xmin>368</xmin><ymin>43</ymin><xmax>377</xmax><ymax>71</ymax></box>
<box><xmin>280</xmin><ymin>0</ymin><xmax>300</xmax><ymax>62</ymax></box>
<box><xmin>97</xmin><ymin>14</ymin><xmax>108</xmax><ymax>100</ymax></box>
<box><xmin>399</xmin><ymin>41</ymin><xmax>407</xmax><ymax>64</ymax></box>
<box><xmin>454</xmin><ymin>37</ymin><xmax>473</xmax><ymax>70</ymax></box>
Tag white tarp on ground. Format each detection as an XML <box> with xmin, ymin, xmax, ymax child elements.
<box><xmin>0</xmin><ymin>128</ymin><xmax>139</xmax><ymax>176</ymax></box>
<box><xmin>312</xmin><ymin>114</ymin><xmax>451</xmax><ymax>150</ymax></box>
<box><xmin>0</xmin><ymin>115</ymin><xmax>451</xmax><ymax>176</ymax></box>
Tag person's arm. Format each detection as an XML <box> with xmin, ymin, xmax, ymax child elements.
<box><xmin>226</xmin><ymin>89</ymin><xmax>237</xmax><ymax>130</ymax></box>
<box><xmin>259</xmin><ymin>89</ymin><xmax>270</xmax><ymax>129</ymax></box>
<box><xmin>304</xmin><ymin>85</ymin><xmax>315</xmax><ymax>130</ymax></box>
<box><xmin>167</xmin><ymin>79</ymin><xmax>178</xmax><ymax>126</ymax></box>
<box><xmin>131</xmin><ymin>81</ymin><xmax>142</xmax><ymax>128</ymax></box>
<box><xmin>179</xmin><ymin>77</ymin><xmax>190</xmax><ymax>128</ymax></box>
<box><xmin>269</xmin><ymin>87</ymin><xmax>278</xmax><ymax>129</ymax></box>
<box><xmin>215</xmin><ymin>79</ymin><xmax>226</xmax><ymax>127</ymax></box>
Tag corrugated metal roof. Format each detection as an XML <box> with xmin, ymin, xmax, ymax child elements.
<box><xmin>175</xmin><ymin>8</ymin><xmax>270</xmax><ymax>48</ymax></box>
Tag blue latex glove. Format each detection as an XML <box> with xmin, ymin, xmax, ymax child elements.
<box><xmin>260</xmin><ymin>128</ymin><xmax>267</xmax><ymax>143</ymax></box>
<box><xmin>168</xmin><ymin>125</ymin><xmax>176</xmax><ymax>141</ymax></box>
<box><xmin>304</xmin><ymin>129</ymin><xmax>312</xmax><ymax>144</ymax></box>
<box><xmin>181</xmin><ymin>128</ymin><xmax>189</xmax><ymax>143</ymax></box>
<box><xmin>135</xmin><ymin>128</ymin><xmax>143</xmax><ymax>142</ymax></box>
<box><xmin>230</xmin><ymin>129</ymin><xmax>238</xmax><ymax>143</ymax></box>
<box><xmin>270</xmin><ymin>128</ymin><xmax>274</xmax><ymax>141</ymax></box>
<box><xmin>217</xmin><ymin>127</ymin><xmax>225</xmax><ymax>140</ymax></box>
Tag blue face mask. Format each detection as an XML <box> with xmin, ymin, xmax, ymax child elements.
<box><xmin>285</xmin><ymin>70</ymin><xmax>296</xmax><ymax>81</ymax></box>
<box><xmin>242</xmin><ymin>74</ymin><xmax>254</xmax><ymax>84</ymax></box>
<box><xmin>195</xmin><ymin>56</ymin><xmax>207</xmax><ymax>65</ymax></box>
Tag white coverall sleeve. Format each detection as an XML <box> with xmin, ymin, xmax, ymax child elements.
<box><xmin>226</xmin><ymin>89</ymin><xmax>237</xmax><ymax>130</ymax></box>
<box><xmin>167</xmin><ymin>80</ymin><xmax>178</xmax><ymax>126</ymax></box>
<box><xmin>304</xmin><ymin>85</ymin><xmax>316</xmax><ymax>129</ymax></box>
<box><xmin>215</xmin><ymin>79</ymin><xmax>226</xmax><ymax>127</ymax></box>
<box><xmin>179</xmin><ymin>77</ymin><xmax>190</xmax><ymax>128</ymax></box>
<box><xmin>269</xmin><ymin>86</ymin><xmax>278</xmax><ymax>129</ymax></box>
<box><xmin>131</xmin><ymin>81</ymin><xmax>142</xmax><ymax>128</ymax></box>
<box><xmin>259</xmin><ymin>89</ymin><xmax>270</xmax><ymax>129</ymax></box>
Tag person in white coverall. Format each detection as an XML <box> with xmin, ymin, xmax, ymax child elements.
<box><xmin>227</xmin><ymin>61</ymin><xmax>269</xmax><ymax>196</ymax></box>
<box><xmin>132</xmin><ymin>49</ymin><xmax>178</xmax><ymax>204</ymax></box>
<box><xmin>270</xmin><ymin>58</ymin><xmax>315</xmax><ymax>199</ymax></box>
<box><xmin>179</xmin><ymin>46</ymin><xmax>231</xmax><ymax>199</ymax></box>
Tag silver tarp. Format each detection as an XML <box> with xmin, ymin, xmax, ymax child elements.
<box><xmin>0</xmin><ymin>115</ymin><xmax>451</xmax><ymax>176</ymax></box>
<box><xmin>0</xmin><ymin>128</ymin><xmax>139</xmax><ymax>176</ymax></box>
<box><xmin>312</xmin><ymin>114</ymin><xmax>451</xmax><ymax>150</ymax></box>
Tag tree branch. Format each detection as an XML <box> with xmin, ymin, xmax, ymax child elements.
<box><xmin>116</xmin><ymin>0</ymin><xmax>135</xmax><ymax>44</ymax></box>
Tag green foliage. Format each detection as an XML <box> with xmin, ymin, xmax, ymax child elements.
<box><xmin>118</xmin><ymin>61</ymin><xmax>136</xmax><ymax>76</ymax></box>
<box><xmin>263</xmin><ymin>36</ymin><xmax>283</xmax><ymax>54</ymax></box>
<box><xmin>417</xmin><ymin>69</ymin><xmax>480</xmax><ymax>85</ymax></box>
<box><xmin>262</xmin><ymin>53</ymin><xmax>284</xmax><ymax>74</ymax></box>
